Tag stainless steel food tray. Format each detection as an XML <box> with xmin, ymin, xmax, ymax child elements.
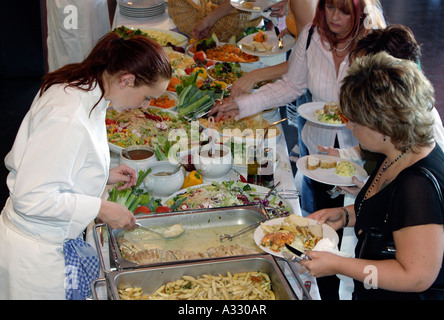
<box><xmin>94</xmin><ymin>204</ymin><xmax>269</xmax><ymax>271</ymax></box>
<box><xmin>92</xmin><ymin>255</ymin><xmax>298</xmax><ymax>300</ymax></box>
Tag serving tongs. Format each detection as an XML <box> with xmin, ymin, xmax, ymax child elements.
<box><xmin>219</xmin><ymin>217</ymin><xmax>268</xmax><ymax>242</ymax></box>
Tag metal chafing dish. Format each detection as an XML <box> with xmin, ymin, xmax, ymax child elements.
<box><xmin>91</xmin><ymin>255</ymin><xmax>298</xmax><ymax>300</ymax></box>
<box><xmin>94</xmin><ymin>204</ymin><xmax>270</xmax><ymax>271</ymax></box>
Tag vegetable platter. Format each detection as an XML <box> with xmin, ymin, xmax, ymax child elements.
<box><xmin>106</xmin><ymin>106</ymin><xmax>199</xmax><ymax>158</ymax></box>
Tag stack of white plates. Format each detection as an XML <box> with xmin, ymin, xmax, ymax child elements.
<box><xmin>119</xmin><ymin>0</ymin><xmax>167</xmax><ymax>19</ymax></box>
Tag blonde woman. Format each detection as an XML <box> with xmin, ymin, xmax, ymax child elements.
<box><xmin>302</xmin><ymin>52</ymin><xmax>444</xmax><ymax>300</ymax></box>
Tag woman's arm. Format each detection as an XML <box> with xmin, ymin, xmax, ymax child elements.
<box><xmin>303</xmin><ymin>224</ymin><xmax>443</xmax><ymax>293</ymax></box>
<box><xmin>192</xmin><ymin>0</ymin><xmax>234</xmax><ymax>39</ymax></box>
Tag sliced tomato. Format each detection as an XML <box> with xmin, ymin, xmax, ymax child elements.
<box><xmin>155</xmin><ymin>206</ymin><xmax>171</xmax><ymax>213</ymax></box>
<box><xmin>134</xmin><ymin>206</ymin><xmax>151</xmax><ymax>215</ymax></box>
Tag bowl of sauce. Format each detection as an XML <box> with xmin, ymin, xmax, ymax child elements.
<box><xmin>194</xmin><ymin>143</ymin><xmax>233</xmax><ymax>179</ymax></box>
<box><xmin>144</xmin><ymin>160</ymin><xmax>185</xmax><ymax>197</ymax></box>
<box><xmin>119</xmin><ymin>146</ymin><xmax>157</xmax><ymax>173</ymax></box>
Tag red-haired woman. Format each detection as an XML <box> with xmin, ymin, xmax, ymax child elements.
<box><xmin>0</xmin><ymin>32</ymin><xmax>172</xmax><ymax>299</ymax></box>
<box><xmin>211</xmin><ymin>0</ymin><xmax>386</xmax><ymax>212</ymax></box>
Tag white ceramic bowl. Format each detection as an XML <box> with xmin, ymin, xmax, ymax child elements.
<box><xmin>193</xmin><ymin>144</ymin><xmax>233</xmax><ymax>179</ymax></box>
<box><xmin>143</xmin><ymin>161</ymin><xmax>185</xmax><ymax>197</ymax></box>
<box><xmin>119</xmin><ymin>145</ymin><xmax>157</xmax><ymax>173</ymax></box>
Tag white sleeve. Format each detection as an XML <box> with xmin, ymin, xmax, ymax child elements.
<box><xmin>236</xmin><ymin>25</ymin><xmax>312</xmax><ymax>119</ymax></box>
<box><xmin>10</xmin><ymin>115</ymin><xmax>101</xmax><ymax>225</ymax></box>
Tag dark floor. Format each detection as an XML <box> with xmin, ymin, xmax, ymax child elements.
<box><xmin>1</xmin><ymin>0</ymin><xmax>443</xmax><ymax>207</ymax></box>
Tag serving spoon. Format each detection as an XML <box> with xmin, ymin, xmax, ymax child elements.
<box><xmin>136</xmin><ymin>223</ymin><xmax>185</xmax><ymax>239</ymax></box>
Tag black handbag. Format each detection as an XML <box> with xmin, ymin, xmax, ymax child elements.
<box><xmin>358</xmin><ymin>166</ymin><xmax>444</xmax><ymax>298</ymax></box>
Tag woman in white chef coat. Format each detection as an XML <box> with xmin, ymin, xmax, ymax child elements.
<box><xmin>0</xmin><ymin>32</ymin><xmax>172</xmax><ymax>300</ymax></box>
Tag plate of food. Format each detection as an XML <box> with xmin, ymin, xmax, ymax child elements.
<box><xmin>207</xmin><ymin>62</ymin><xmax>247</xmax><ymax>86</ymax></box>
<box><xmin>198</xmin><ymin>115</ymin><xmax>281</xmax><ymax>144</ymax></box>
<box><xmin>190</xmin><ymin>37</ymin><xmax>259</xmax><ymax>63</ymax></box>
<box><xmin>238</xmin><ymin>31</ymin><xmax>295</xmax><ymax>56</ymax></box>
<box><xmin>144</xmin><ymin>91</ymin><xmax>177</xmax><ymax>110</ymax></box>
<box><xmin>254</xmin><ymin>214</ymin><xmax>339</xmax><ymax>258</ymax></box>
<box><xmin>297</xmin><ymin>155</ymin><xmax>368</xmax><ymax>186</ymax></box>
<box><xmin>106</xmin><ymin>107</ymin><xmax>199</xmax><ymax>156</ymax></box>
<box><xmin>230</xmin><ymin>0</ymin><xmax>272</xmax><ymax>13</ymax></box>
<box><xmin>298</xmin><ymin>102</ymin><xmax>348</xmax><ymax>127</ymax></box>
<box><xmin>164</xmin><ymin>181</ymin><xmax>292</xmax><ymax>217</ymax></box>
<box><xmin>113</xmin><ymin>26</ymin><xmax>188</xmax><ymax>47</ymax></box>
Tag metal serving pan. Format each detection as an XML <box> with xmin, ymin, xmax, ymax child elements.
<box><xmin>94</xmin><ymin>204</ymin><xmax>269</xmax><ymax>271</ymax></box>
<box><xmin>92</xmin><ymin>255</ymin><xmax>298</xmax><ymax>300</ymax></box>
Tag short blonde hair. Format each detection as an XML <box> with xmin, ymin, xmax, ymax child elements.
<box><xmin>339</xmin><ymin>52</ymin><xmax>435</xmax><ymax>153</ymax></box>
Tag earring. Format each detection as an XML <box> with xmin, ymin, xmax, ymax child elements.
<box><xmin>383</xmin><ymin>136</ymin><xmax>387</xmax><ymax>141</ymax></box>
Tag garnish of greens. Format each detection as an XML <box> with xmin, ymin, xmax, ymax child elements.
<box><xmin>108</xmin><ymin>169</ymin><xmax>162</xmax><ymax>213</ymax></box>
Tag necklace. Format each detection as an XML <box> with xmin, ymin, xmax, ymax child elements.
<box><xmin>333</xmin><ymin>36</ymin><xmax>355</xmax><ymax>53</ymax></box>
<box><xmin>356</xmin><ymin>152</ymin><xmax>405</xmax><ymax>216</ymax></box>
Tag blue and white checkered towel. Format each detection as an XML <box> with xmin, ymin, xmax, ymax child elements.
<box><xmin>63</xmin><ymin>237</ymin><xmax>100</xmax><ymax>300</ymax></box>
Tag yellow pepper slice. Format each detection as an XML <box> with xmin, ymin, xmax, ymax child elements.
<box><xmin>181</xmin><ymin>170</ymin><xmax>203</xmax><ymax>189</ymax></box>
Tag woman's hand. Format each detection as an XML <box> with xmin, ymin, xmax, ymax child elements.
<box><xmin>306</xmin><ymin>207</ymin><xmax>349</xmax><ymax>231</ymax></box>
<box><xmin>98</xmin><ymin>200</ymin><xmax>136</xmax><ymax>230</ymax></box>
<box><xmin>192</xmin><ymin>18</ymin><xmax>213</xmax><ymax>39</ymax></box>
<box><xmin>337</xmin><ymin>176</ymin><xmax>365</xmax><ymax>196</ymax></box>
<box><xmin>229</xmin><ymin>73</ymin><xmax>258</xmax><ymax>98</ymax></box>
<box><xmin>269</xmin><ymin>0</ymin><xmax>288</xmax><ymax>17</ymax></box>
<box><xmin>317</xmin><ymin>145</ymin><xmax>340</xmax><ymax>157</ymax></box>
<box><xmin>209</xmin><ymin>99</ymin><xmax>240</xmax><ymax>122</ymax></box>
<box><xmin>299</xmin><ymin>251</ymin><xmax>343</xmax><ymax>277</ymax></box>
<box><xmin>108</xmin><ymin>164</ymin><xmax>137</xmax><ymax>190</ymax></box>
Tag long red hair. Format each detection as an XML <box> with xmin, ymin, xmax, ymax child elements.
<box><xmin>313</xmin><ymin>0</ymin><xmax>385</xmax><ymax>50</ymax></box>
<box><xmin>40</xmin><ymin>32</ymin><xmax>172</xmax><ymax>110</ymax></box>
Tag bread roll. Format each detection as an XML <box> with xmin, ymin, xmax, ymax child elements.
<box><xmin>320</xmin><ymin>159</ymin><xmax>337</xmax><ymax>169</ymax></box>
<box><xmin>306</xmin><ymin>156</ymin><xmax>320</xmax><ymax>170</ymax></box>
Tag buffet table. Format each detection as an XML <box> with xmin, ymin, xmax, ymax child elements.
<box><xmin>89</xmin><ymin>3</ymin><xmax>322</xmax><ymax>301</ymax></box>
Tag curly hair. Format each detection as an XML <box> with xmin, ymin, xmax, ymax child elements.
<box><xmin>339</xmin><ymin>52</ymin><xmax>435</xmax><ymax>153</ymax></box>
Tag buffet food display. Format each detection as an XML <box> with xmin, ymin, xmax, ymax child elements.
<box><xmin>90</xmin><ymin>24</ymin><xmax>351</xmax><ymax>301</ymax></box>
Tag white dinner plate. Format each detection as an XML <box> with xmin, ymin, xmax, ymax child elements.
<box><xmin>238</xmin><ymin>31</ymin><xmax>295</xmax><ymax>56</ymax></box>
<box><xmin>230</xmin><ymin>0</ymin><xmax>271</xmax><ymax>13</ymax></box>
<box><xmin>139</xmin><ymin>28</ymin><xmax>188</xmax><ymax>47</ymax></box>
<box><xmin>254</xmin><ymin>217</ymin><xmax>339</xmax><ymax>258</ymax></box>
<box><xmin>298</xmin><ymin>101</ymin><xmax>346</xmax><ymax>127</ymax></box>
<box><xmin>296</xmin><ymin>155</ymin><xmax>368</xmax><ymax>186</ymax></box>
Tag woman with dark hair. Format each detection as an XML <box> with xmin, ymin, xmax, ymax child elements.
<box><xmin>0</xmin><ymin>32</ymin><xmax>172</xmax><ymax>299</ymax></box>
<box><xmin>301</xmin><ymin>52</ymin><xmax>444</xmax><ymax>300</ymax></box>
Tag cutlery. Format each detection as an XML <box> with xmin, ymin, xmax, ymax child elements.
<box><xmin>274</xmin><ymin>26</ymin><xmax>284</xmax><ymax>49</ymax></box>
<box><xmin>264</xmin><ymin>181</ymin><xmax>281</xmax><ymax>199</ymax></box>
<box><xmin>285</xmin><ymin>243</ymin><xmax>311</xmax><ymax>260</ymax></box>
<box><xmin>136</xmin><ymin>223</ymin><xmax>184</xmax><ymax>239</ymax></box>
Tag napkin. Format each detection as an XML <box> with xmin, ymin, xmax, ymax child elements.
<box><xmin>313</xmin><ymin>238</ymin><xmax>352</xmax><ymax>257</ymax></box>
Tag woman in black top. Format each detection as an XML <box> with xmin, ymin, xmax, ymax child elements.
<box><xmin>301</xmin><ymin>52</ymin><xmax>444</xmax><ymax>299</ymax></box>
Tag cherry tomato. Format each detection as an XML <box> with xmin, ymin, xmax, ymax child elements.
<box><xmin>193</xmin><ymin>51</ymin><xmax>207</xmax><ymax>64</ymax></box>
<box><xmin>155</xmin><ymin>206</ymin><xmax>172</xmax><ymax>213</ymax></box>
<box><xmin>184</xmin><ymin>67</ymin><xmax>195</xmax><ymax>75</ymax></box>
<box><xmin>134</xmin><ymin>205</ymin><xmax>151</xmax><ymax>215</ymax></box>
<box><xmin>205</xmin><ymin>59</ymin><xmax>215</xmax><ymax>67</ymax></box>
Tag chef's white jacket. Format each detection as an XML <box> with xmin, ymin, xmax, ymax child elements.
<box><xmin>46</xmin><ymin>0</ymin><xmax>111</xmax><ymax>72</ymax></box>
<box><xmin>0</xmin><ymin>83</ymin><xmax>110</xmax><ymax>299</ymax></box>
